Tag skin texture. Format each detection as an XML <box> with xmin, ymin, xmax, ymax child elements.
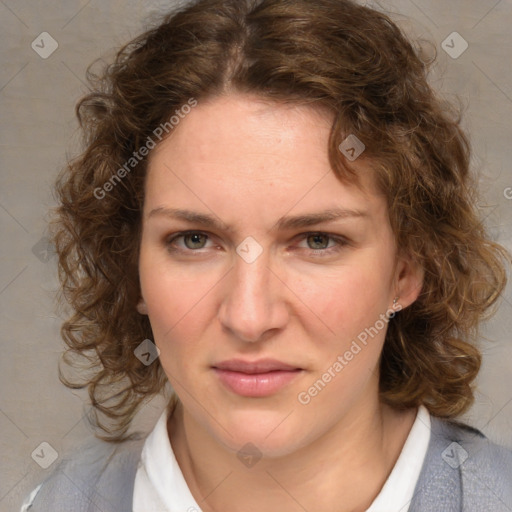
<box><xmin>137</xmin><ymin>92</ymin><xmax>423</xmax><ymax>511</ymax></box>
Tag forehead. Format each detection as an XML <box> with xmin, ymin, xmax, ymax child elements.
<box><xmin>149</xmin><ymin>93</ymin><xmax>334</xmax><ymax>169</ymax></box>
<box><xmin>144</xmin><ymin>93</ymin><xmax>383</xmax><ymax>224</ymax></box>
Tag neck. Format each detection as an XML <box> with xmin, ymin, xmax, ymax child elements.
<box><xmin>168</xmin><ymin>397</ymin><xmax>416</xmax><ymax>512</ymax></box>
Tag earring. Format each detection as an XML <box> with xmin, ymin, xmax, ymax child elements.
<box><xmin>393</xmin><ymin>296</ymin><xmax>400</xmax><ymax>306</ymax></box>
<box><xmin>136</xmin><ymin>299</ymin><xmax>148</xmax><ymax>315</ymax></box>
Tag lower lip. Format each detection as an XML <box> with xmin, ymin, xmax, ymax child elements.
<box><xmin>213</xmin><ymin>368</ymin><xmax>302</xmax><ymax>397</ymax></box>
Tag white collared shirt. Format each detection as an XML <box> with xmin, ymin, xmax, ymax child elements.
<box><xmin>133</xmin><ymin>405</ymin><xmax>200</xmax><ymax>512</ymax></box>
<box><xmin>366</xmin><ymin>405</ymin><xmax>431</xmax><ymax>512</ymax></box>
<box><xmin>133</xmin><ymin>405</ymin><xmax>431</xmax><ymax>512</ymax></box>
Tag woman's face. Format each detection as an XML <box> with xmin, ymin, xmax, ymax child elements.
<box><xmin>138</xmin><ymin>92</ymin><xmax>421</xmax><ymax>456</ymax></box>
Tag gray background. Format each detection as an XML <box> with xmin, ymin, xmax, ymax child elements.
<box><xmin>1</xmin><ymin>0</ymin><xmax>511</xmax><ymax>510</ymax></box>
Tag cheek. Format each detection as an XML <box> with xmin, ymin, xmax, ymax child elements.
<box><xmin>291</xmin><ymin>263</ymin><xmax>391</xmax><ymax>341</ymax></box>
<box><xmin>144</xmin><ymin>287</ymin><xmax>209</xmax><ymax>383</ymax></box>
<box><xmin>138</xmin><ymin>254</ymin><xmax>219</xmax><ymax>369</ymax></box>
<box><xmin>139</xmin><ymin>246</ymin><xmax>216</xmax><ymax>327</ymax></box>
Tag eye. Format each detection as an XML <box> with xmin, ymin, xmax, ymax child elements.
<box><xmin>306</xmin><ymin>233</ymin><xmax>331</xmax><ymax>250</ymax></box>
<box><xmin>182</xmin><ymin>232</ymin><xmax>208</xmax><ymax>249</ymax></box>
<box><xmin>166</xmin><ymin>231</ymin><xmax>213</xmax><ymax>252</ymax></box>
<box><xmin>296</xmin><ymin>232</ymin><xmax>349</xmax><ymax>256</ymax></box>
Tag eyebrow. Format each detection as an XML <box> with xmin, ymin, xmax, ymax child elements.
<box><xmin>147</xmin><ymin>207</ymin><xmax>368</xmax><ymax>232</ymax></box>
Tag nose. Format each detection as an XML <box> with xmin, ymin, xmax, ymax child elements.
<box><xmin>218</xmin><ymin>250</ymin><xmax>289</xmax><ymax>343</ymax></box>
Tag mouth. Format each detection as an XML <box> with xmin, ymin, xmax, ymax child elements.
<box><xmin>212</xmin><ymin>359</ymin><xmax>303</xmax><ymax>397</ymax></box>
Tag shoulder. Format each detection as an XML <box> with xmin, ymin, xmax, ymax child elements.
<box><xmin>430</xmin><ymin>416</ymin><xmax>512</xmax><ymax>476</ymax></box>
<box><xmin>410</xmin><ymin>416</ymin><xmax>512</xmax><ymax>512</ymax></box>
<box><xmin>22</xmin><ymin>435</ymin><xmax>145</xmax><ymax>512</ymax></box>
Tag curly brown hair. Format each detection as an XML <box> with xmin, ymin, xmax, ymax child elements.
<box><xmin>51</xmin><ymin>0</ymin><xmax>510</xmax><ymax>441</ymax></box>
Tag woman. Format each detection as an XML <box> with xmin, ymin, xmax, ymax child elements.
<box><xmin>22</xmin><ymin>0</ymin><xmax>512</xmax><ymax>510</ymax></box>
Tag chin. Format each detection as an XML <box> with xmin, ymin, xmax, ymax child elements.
<box><xmin>206</xmin><ymin>403</ymin><xmax>312</xmax><ymax>458</ymax></box>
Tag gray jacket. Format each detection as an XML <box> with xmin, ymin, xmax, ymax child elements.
<box><xmin>25</xmin><ymin>416</ymin><xmax>512</xmax><ymax>511</ymax></box>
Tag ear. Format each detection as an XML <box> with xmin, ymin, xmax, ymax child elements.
<box><xmin>136</xmin><ymin>297</ymin><xmax>148</xmax><ymax>315</ymax></box>
<box><xmin>394</xmin><ymin>254</ymin><xmax>424</xmax><ymax>310</ymax></box>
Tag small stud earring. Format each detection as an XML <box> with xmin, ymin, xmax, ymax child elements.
<box><xmin>393</xmin><ymin>296</ymin><xmax>399</xmax><ymax>305</ymax></box>
<box><xmin>136</xmin><ymin>299</ymin><xmax>148</xmax><ymax>315</ymax></box>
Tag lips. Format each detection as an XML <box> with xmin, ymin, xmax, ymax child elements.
<box><xmin>212</xmin><ymin>359</ymin><xmax>303</xmax><ymax>397</ymax></box>
<box><xmin>214</xmin><ymin>359</ymin><xmax>300</xmax><ymax>373</ymax></box>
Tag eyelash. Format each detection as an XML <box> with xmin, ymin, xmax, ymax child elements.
<box><xmin>165</xmin><ymin>231</ymin><xmax>349</xmax><ymax>257</ymax></box>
